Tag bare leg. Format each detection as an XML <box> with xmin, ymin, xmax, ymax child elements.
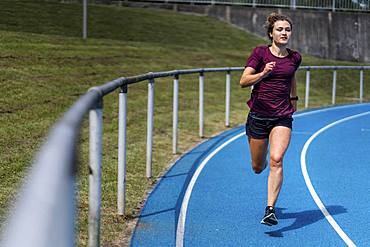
<box><xmin>267</xmin><ymin>126</ymin><xmax>291</xmax><ymax>207</ymax></box>
<box><xmin>248</xmin><ymin>137</ymin><xmax>268</xmax><ymax>174</ymax></box>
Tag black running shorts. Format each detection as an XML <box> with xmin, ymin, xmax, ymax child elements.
<box><xmin>245</xmin><ymin>112</ymin><xmax>293</xmax><ymax>139</ymax></box>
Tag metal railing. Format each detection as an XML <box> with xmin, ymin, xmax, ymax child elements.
<box><xmin>301</xmin><ymin>66</ymin><xmax>370</xmax><ymax>108</ymax></box>
<box><xmin>58</xmin><ymin>0</ymin><xmax>370</xmax><ymax>12</ymax></box>
<box><xmin>1</xmin><ymin>65</ymin><xmax>369</xmax><ymax>247</ymax></box>
<box><xmin>132</xmin><ymin>0</ymin><xmax>370</xmax><ymax>11</ymax></box>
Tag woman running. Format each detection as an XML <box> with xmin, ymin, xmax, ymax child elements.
<box><xmin>239</xmin><ymin>12</ymin><xmax>301</xmax><ymax>226</ymax></box>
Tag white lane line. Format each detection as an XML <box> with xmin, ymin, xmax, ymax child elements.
<box><xmin>176</xmin><ymin>132</ymin><xmax>244</xmax><ymax>247</ymax></box>
<box><xmin>176</xmin><ymin>104</ymin><xmax>370</xmax><ymax>247</ymax></box>
<box><xmin>300</xmin><ymin>110</ymin><xmax>370</xmax><ymax>247</ymax></box>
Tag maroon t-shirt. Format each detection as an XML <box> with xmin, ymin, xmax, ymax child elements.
<box><xmin>245</xmin><ymin>45</ymin><xmax>302</xmax><ymax>117</ymax></box>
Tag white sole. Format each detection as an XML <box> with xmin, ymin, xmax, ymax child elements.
<box><xmin>260</xmin><ymin>213</ymin><xmax>278</xmax><ymax>226</ymax></box>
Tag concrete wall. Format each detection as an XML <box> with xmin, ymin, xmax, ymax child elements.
<box><xmin>119</xmin><ymin>1</ymin><xmax>370</xmax><ymax>63</ymax></box>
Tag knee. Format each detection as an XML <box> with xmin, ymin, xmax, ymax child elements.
<box><xmin>269</xmin><ymin>154</ymin><xmax>283</xmax><ymax>169</ymax></box>
<box><xmin>252</xmin><ymin>165</ymin><xmax>263</xmax><ymax>174</ymax></box>
<box><xmin>252</xmin><ymin>160</ymin><xmax>267</xmax><ymax>174</ymax></box>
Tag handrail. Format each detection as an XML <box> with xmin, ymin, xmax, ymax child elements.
<box><xmin>300</xmin><ymin>65</ymin><xmax>370</xmax><ymax>70</ymax></box>
<box><xmin>0</xmin><ymin>90</ymin><xmax>101</xmax><ymax>247</ymax></box>
<box><xmin>129</xmin><ymin>0</ymin><xmax>370</xmax><ymax>12</ymax></box>
<box><xmin>1</xmin><ymin>65</ymin><xmax>369</xmax><ymax>247</ymax></box>
<box><xmin>299</xmin><ymin>66</ymin><xmax>370</xmax><ymax>107</ymax></box>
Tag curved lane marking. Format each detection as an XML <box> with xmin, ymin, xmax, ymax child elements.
<box><xmin>300</xmin><ymin>111</ymin><xmax>370</xmax><ymax>247</ymax></box>
<box><xmin>175</xmin><ymin>132</ymin><xmax>244</xmax><ymax>247</ymax></box>
<box><xmin>176</xmin><ymin>104</ymin><xmax>370</xmax><ymax>247</ymax></box>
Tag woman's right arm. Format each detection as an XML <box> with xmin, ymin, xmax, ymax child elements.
<box><xmin>239</xmin><ymin>62</ymin><xmax>276</xmax><ymax>88</ymax></box>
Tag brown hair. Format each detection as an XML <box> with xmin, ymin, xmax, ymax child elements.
<box><xmin>264</xmin><ymin>12</ymin><xmax>293</xmax><ymax>41</ymax></box>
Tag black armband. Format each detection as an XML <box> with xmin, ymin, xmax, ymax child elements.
<box><xmin>290</xmin><ymin>96</ymin><xmax>299</xmax><ymax>101</ymax></box>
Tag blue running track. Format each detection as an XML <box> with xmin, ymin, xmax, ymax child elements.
<box><xmin>131</xmin><ymin>103</ymin><xmax>370</xmax><ymax>246</ymax></box>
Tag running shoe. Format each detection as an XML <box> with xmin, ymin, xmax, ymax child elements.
<box><xmin>260</xmin><ymin>206</ymin><xmax>278</xmax><ymax>226</ymax></box>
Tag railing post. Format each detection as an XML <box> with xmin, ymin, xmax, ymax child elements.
<box><xmin>332</xmin><ymin>69</ymin><xmax>337</xmax><ymax>105</ymax></box>
<box><xmin>83</xmin><ymin>0</ymin><xmax>87</xmax><ymax>39</ymax></box>
<box><xmin>88</xmin><ymin>96</ymin><xmax>103</xmax><ymax>247</ymax></box>
<box><xmin>199</xmin><ymin>72</ymin><xmax>204</xmax><ymax>138</ymax></box>
<box><xmin>117</xmin><ymin>84</ymin><xmax>127</xmax><ymax>216</ymax></box>
<box><xmin>225</xmin><ymin>71</ymin><xmax>231</xmax><ymax>127</ymax></box>
<box><xmin>291</xmin><ymin>0</ymin><xmax>296</xmax><ymax>10</ymax></box>
<box><xmin>332</xmin><ymin>0</ymin><xmax>336</xmax><ymax>12</ymax></box>
<box><xmin>305</xmin><ymin>68</ymin><xmax>310</xmax><ymax>108</ymax></box>
<box><xmin>146</xmin><ymin>78</ymin><xmax>154</xmax><ymax>178</ymax></box>
<box><xmin>360</xmin><ymin>69</ymin><xmax>364</xmax><ymax>103</ymax></box>
<box><xmin>173</xmin><ymin>75</ymin><xmax>179</xmax><ymax>154</ymax></box>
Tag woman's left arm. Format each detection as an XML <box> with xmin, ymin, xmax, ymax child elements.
<box><xmin>290</xmin><ymin>76</ymin><xmax>298</xmax><ymax>111</ymax></box>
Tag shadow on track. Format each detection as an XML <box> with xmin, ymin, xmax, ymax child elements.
<box><xmin>265</xmin><ymin>205</ymin><xmax>348</xmax><ymax>238</ymax></box>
